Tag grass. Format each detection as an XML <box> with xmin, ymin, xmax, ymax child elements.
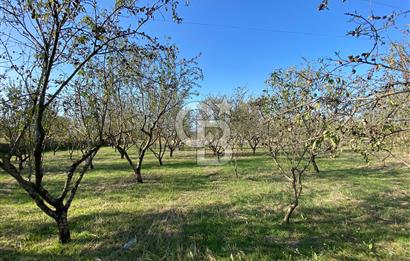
<box><xmin>0</xmin><ymin>147</ymin><xmax>409</xmax><ymax>260</ymax></box>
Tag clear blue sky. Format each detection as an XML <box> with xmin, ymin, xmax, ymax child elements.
<box><xmin>141</xmin><ymin>0</ymin><xmax>409</xmax><ymax>97</ymax></box>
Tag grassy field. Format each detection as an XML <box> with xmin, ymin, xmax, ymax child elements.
<box><xmin>0</xmin><ymin>147</ymin><xmax>409</xmax><ymax>260</ymax></box>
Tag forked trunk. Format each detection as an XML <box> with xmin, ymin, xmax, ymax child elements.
<box><xmin>117</xmin><ymin>146</ymin><xmax>143</xmax><ymax>182</ymax></box>
<box><xmin>55</xmin><ymin>209</ymin><xmax>71</xmax><ymax>243</ymax></box>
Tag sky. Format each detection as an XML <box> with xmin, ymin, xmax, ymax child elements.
<box><xmin>141</xmin><ymin>0</ymin><xmax>409</xmax><ymax>97</ymax></box>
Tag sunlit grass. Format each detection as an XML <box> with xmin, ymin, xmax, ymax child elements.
<box><xmin>0</xmin><ymin>147</ymin><xmax>409</xmax><ymax>260</ymax></box>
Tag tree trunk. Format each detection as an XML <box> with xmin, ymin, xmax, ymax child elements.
<box><xmin>234</xmin><ymin>153</ymin><xmax>239</xmax><ymax>178</ymax></box>
<box><xmin>55</xmin><ymin>209</ymin><xmax>71</xmax><ymax>243</ymax></box>
<box><xmin>311</xmin><ymin>155</ymin><xmax>319</xmax><ymax>173</ymax></box>
<box><xmin>252</xmin><ymin>147</ymin><xmax>256</xmax><ymax>155</ymax></box>
<box><xmin>158</xmin><ymin>158</ymin><xmax>163</xmax><ymax>166</ymax></box>
<box><xmin>283</xmin><ymin>202</ymin><xmax>298</xmax><ymax>223</ymax></box>
<box><xmin>120</xmin><ymin>151</ymin><xmax>125</xmax><ymax>159</ymax></box>
<box><xmin>89</xmin><ymin>159</ymin><xmax>94</xmax><ymax>170</ymax></box>
<box><xmin>135</xmin><ymin>167</ymin><xmax>143</xmax><ymax>183</ymax></box>
<box><xmin>169</xmin><ymin>149</ymin><xmax>174</xmax><ymax>157</ymax></box>
<box><xmin>117</xmin><ymin>146</ymin><xmax>142</xmax><ymax>182</ymax></box>
<box><xmin>283</xmin><ymin>169</ymin><xmax>302</xmax><ymax>223</ymax></box>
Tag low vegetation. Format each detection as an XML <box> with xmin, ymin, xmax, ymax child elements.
<box><xmin>1</xmin><ymin>148</ymin><xmax>409</xmax><ymax>260</ymax></box>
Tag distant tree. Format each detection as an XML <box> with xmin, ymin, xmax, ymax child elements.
<box><xmin>199</xmin><ymin>96</ymin><xmax>232</xmax><ymax>162</ymax></box>
<box><xmin>241</xmin><ymin>100</ymin><xmax>263</xmax><ymax>155</ymax></box>
<box><xmin>110</xmin><ymin>46</ymin><xmax>201</xmax><ymax>182</ymax></box>
<box><xmin>0</xmin><ymin>85</ymin><xmax>33</xmax><ymax>175</ymax></box>
<box><xmin>150</xmin><ymin>103</ymin><xmax>184</xmax><ymax>165</ymax></box>
<box><xmin>166</xmin><ymin>129</ymin><xmax>182</xmax><ymax>158</ymax></box>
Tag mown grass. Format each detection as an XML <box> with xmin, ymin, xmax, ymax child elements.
<box><xmin>0</xmin><ymin>147</ymin><xmax>409</xmax><ymax>260</ymax></box>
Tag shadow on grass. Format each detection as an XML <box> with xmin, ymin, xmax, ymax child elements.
<box><xmin>2</xmin><ymin>186</ymin><xmax>409</xmax><ymax>260</ymax></box>
<box><xmin>1</xmin><ymin>150</ymin><xmax>409</xmax><ymax>260</ymax></box>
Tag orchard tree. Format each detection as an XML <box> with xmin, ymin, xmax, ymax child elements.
<box><xmin>234</xmin><ymin>98</ymin><xmax>263</xmax><ymax>155</ymax></box>
<box><xmin>318</xmin><ymin>0</ymin><xmax>410</xmax><ymax>165</ymax></box>
<box><xmin>111</xmin><ymin>46</ymin><xmax>202</xmax><ymax>182</ymax></box>
<box><xmin>45</xmin><ymin>114</ymin><xmax>71</xmax><ymax>156</ymax></box>
<box><xmin>150</xmin><ymin>129</ymin><xmax>168</xmax><ymax>166</ymax></box>
<box><xmin>199</xmin><ymin>96</ymin><xmax>232</xmax><ymax>162</ymax></box>
<box><xmin>165</xmin><ymin>127</ymin><xmax>182</xmax><ymax>158</ymax></box>
<box><xmin>259</xmin><ymin>66</ymin><xmax>342</xmax><ymax>223</ymax></box>
<box><xmin>150</xmin><ymin>103</ymin><xmax>185</xmax><ymax>164</ymax></box>
<box><xmin>0</xmin><ymin>0</ymin><xmax>183</xmax><ymax>243</ymax></box>
<box><xmin>0</xmin><ymin>84</ymin><xmax>33</xmax><ymax>175</ymax></box>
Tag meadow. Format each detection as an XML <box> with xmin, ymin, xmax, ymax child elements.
<box><xmin>0</xmin><ymin>148</ymin><xmax>409</xmax><ymax>260</ymax></box>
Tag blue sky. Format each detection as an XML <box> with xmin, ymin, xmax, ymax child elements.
<box><xmin>141</xmin><ymin>0</ymin><xmax>409</xmax><ymax>97</ymax></box>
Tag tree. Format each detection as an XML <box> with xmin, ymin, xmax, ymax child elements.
<box><xmin>235</xmin><ymin>100</ymin><xmax>263</xmax><ymax>155</ymax></box>
<box><xmin>317</xmin><ymin>0</ymin><xmax>410</xmax><ymax>165</ymax></box>
<box><xmin>0</xmin><ymin>84</ymin><xmax>33</xmax><ymax>176</ymax></box>
<box><xmin>166</xmin><ymin>129</ymin><xmax>182</xmax><ymax>158</ymax></box>
<box><xmin>259</xmin><ymin>66</ymin><xmax>341</xmax><ymax>223</ymax></box>
<box><xmin>150</xmin><ymin>103</ymin><xmax>184</xmax><ymax>164</ymax></box>
<box><xmin>0</xmin><ymin>0</ymin><xmax>182</xmax><ymax>243</ymax></box>
<box><xmin>109</xmin><ymin>46</ymin><xmax>202</xmax><ymax>182</ymax></box>
<box><xmin>198</xmin><ymin>96</ymin><xmax>232</xmax><ymax>162</ymax></box>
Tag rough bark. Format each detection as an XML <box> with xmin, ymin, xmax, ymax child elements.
<box><xmin>55</xmin><ymin>208</ymin><xmax>71</xmax><ymax>243</ymax></box>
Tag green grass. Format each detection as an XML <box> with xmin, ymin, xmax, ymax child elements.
<box><xmin>0</xmin><ymin>147</ymin><xmax>409</xmax><ymax>260</ymax></box>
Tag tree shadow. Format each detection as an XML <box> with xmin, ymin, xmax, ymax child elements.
<box><xmin>1</xmin><ymin>150</ymin><xmax>409</xmax><ymax>260</ymax></box>
<box><xmin>3</xmin><ymin>184</ymin><xmax>409</xmax><ymax>260</ymax></box>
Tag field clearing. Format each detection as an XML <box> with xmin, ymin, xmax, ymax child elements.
<box><xmin>0</xmin><ymin>147</ymin><xmax>409</xmax><ymax>260</ymax></box>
